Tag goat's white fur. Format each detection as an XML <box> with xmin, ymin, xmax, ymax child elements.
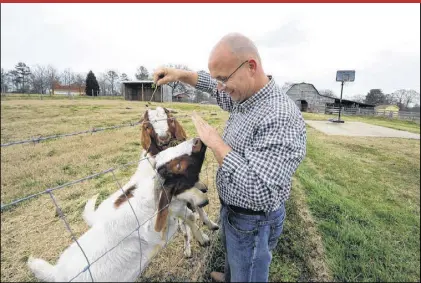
<box><xmin>147</xmin><ymin>107</ymin><xmax>170</xmax><ymax>140</ymax></box>
<box><xmin>146</xmin><ymin>107</ymin><xmax>219</xmax><ymax>256</ymax></box>
<box><xmin>27</xmin><ymin>140</ymin><xmax>210</xmax><ymax>282</ymax></box>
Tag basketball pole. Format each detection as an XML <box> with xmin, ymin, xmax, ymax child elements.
<box><xmin>338</xmin><ymin>80</ymin><xmax>344</xmax><ymax>121</ymax></box>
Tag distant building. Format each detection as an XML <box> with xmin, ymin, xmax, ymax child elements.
<box><xmin>121</xmin><ymin>81</ymin><xmax>172</xmax><ymax>102</ymax></box>
<box><xmin>285</xmin><ymin>82</ymin><xmax>375</xmax><ymax>112</ymax></box>
<box><xmin>52</xmin><ymin>83</ymin><xmax>84</xmax><ymax>96</ymax></box>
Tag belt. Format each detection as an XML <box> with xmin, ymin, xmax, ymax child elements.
<box><xmin>220</xmin><ymin>198</ymin><xmax>266</xmax><ymax>216</ymax></box>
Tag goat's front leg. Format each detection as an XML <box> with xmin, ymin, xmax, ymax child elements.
<box><xmin>196</xmin><ymin>206</ymin><xmax>219</xmax><ymax>231</ymax></box>
<box><xmin>175</xmin><ymin>187</ymin><xmax>208</xmax><ymax>208</ymax></box>
<box><xmin>177</xmin><ymin>205</ymin><xmax>210</xmax><ymax>247</ymax></box>
<box><xmin>178</xmin><ymin>219</ymin><xmax>192</xmax><ymax>258</ymax></box>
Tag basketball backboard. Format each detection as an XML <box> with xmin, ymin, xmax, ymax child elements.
<box><xmin>336</xmin><ymin>70</ymin><xmax>355</xmax><ymax>82</ymax></box>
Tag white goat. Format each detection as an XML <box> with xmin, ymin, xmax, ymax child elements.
<box><xmin>28</xmin><ymin>138</ymin><xmax>210</xmax><ymax>282</ymax></box>
<box><xmin>84</xmin><ymin>106</ymin><xmax>218</xmax><ymax>257</ymax></box>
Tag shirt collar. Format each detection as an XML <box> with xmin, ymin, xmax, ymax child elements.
<box><xmin>232</xmin><ymin>77</ymin><xmax>276</xmax><ymax>113</ymax></box>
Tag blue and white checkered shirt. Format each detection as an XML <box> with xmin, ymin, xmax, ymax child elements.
<box><xmin>195</xmin><ymin>70</ymin><xmax>307</xmax><ymax>212</ymax></box>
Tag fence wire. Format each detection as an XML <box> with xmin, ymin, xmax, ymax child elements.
<box><xmin>1</xmin><ymin>114</ymin><xmax>193</xmax><ymax>148</ymax></box>
<box><xmin>1</xmin><ymin>110</ymin><xmax>221</xmax><ymax>282</ymax></box>
<box><xmin>1</xmin><ymin>150</ymin><xmax>219</xmax><ymax>282</ymax></box>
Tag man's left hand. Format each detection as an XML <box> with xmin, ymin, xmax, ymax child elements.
<box><xmin>191</xmin><ymin>112</ymin><xmax>222</xmax><ymax>149</ymax></box>
<box><xmin>192</xmin><ymin>112</ymin><xmax>232</xmax><ymax>165</ymax></box>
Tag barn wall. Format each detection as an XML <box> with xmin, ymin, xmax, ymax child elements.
<box><xmin>123</xmin><ymin>83</ymin><xmax>168</xmax><ymax>102</ymax></box>
<box><xmin>286</xmin><ymin>84</ymin><xmax>335</xmax><ymax>112</ymax></box>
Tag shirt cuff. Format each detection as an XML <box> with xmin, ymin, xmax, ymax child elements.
<box><xmin>195</xmin><ymin>70</ymin><xmax>214</xmax><ymax>93</ymax></box>
<box><xmin>221</xmin><ymin>151</ymin><xmax>245</xmax><ymax>175</ymax></box>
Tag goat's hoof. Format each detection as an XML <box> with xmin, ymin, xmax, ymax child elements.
<box><xmin>210</xmin><ymin>224</ymin><xmax>219</xmax><ymax>231</ymax></box>
<box><xmin>198</xmin><ymin>200</ymin><xmax>209</xmax><ymax>208</ymax></box>
<box><xmin>199</xmin><ymin>234</ymin><xmax>210</xmax><ymax>247</ymax></box>
<box><xmin>203</xmin><ymin>222</ymin><xmax>219</xmax><ymax>231</ymax></box>
<box><xmin>194</xmin><ymin>182</ymin><xmax>208</xmax><ymax>193</ymax></box>
<box><xmin>184</xmin><ymin>249</ymin><xmax>192</xmax><ymax>258</ymax></box>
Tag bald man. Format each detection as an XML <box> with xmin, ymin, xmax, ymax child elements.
<box><xmin>153</xmin><ymin>33</ymin><xmax>307</xmax><ymax>282</ymax></box>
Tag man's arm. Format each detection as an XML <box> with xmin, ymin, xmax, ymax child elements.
<box><xmin>219</xmin><ymin>111</ymin><xmax>307</xmax><ymax>211</ymax></box>
<box><xmin>176</xmin><ymin>69</ymin><xmax>233</xmax><ymax>112</ymax></box>
<box><xmin>155</xmin><ymin>67</ymin><xmax>233</xmax><ymax>112</ymax></box>
<box><xmin>194</xmin><ymin>70</ymin><xmax>233</xmax><ymax>112</ymax></box>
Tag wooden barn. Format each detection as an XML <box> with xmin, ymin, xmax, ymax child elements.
<box><xmin>122</xmin><ymin>81</ymin><xmax>172</xmax><ymax>102</ymax></box>
<box><xmin>286</xmin><ymin>82</ymin><xmax>375</xmax><ymax>112</ymax></box>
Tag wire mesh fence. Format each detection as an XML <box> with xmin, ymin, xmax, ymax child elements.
<box><xmin>1</xmin><ymin>151</ymin><xmax>220</xmax><ymax>282</ymax></box>
<box><xmin>1</xmin><ymin>112</ymin><xmax>222</xmax><ymax>282</ymax></box>
<box><xmin>1</xmin><ymin>114</ymin><xmax>193</xmax><ymax>148</ymax></box>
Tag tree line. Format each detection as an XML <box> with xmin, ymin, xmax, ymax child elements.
<box><xmin>0</xmin><ymin>62</ymin><xmax>212</xmax><ymax>102</ymax></box>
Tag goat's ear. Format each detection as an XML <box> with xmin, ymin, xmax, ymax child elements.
<box><xmin>141</xmin><ymin>124</ymin><xmax>151</xmax><ymax>151</ymax></box>
<box><xmin>141</xmin><ymin>110</ymin><xmax>151</xmax><ymax>150</ymax></box>
<box><xmin>154</xmin><ymin>186</ymin><xmax>174</xmax><ymax>232</ymax></box>
<box><xmin>173</xmin><ymin>119</ymin><xmax>187</xmax><ymax>141</ymax></box>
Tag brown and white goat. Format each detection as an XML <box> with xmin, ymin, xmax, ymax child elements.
<box><xmin>139</xmin><ymin>107</ymin><xmax>219</xmax><ymax>257</ymax></box>
<box><xmin>83</xmin><ymin>106</ymin><xmax>218</xmax><ymax>257</ymax></box>
<box><xmin>28</xmin><ymin>138</ymin><xmax>209</xmax><ymax>282</ymax></box>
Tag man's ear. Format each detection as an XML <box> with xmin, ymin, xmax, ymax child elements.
<box><xmin>248</xmin><ymin>59</ymin><xmax>257</xmax><ymax>74</ymax></box>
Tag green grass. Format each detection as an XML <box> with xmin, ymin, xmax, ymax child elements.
<box><xmin>295</xmin><ymin>126</ymin><xmax>420</xmax><ymax>282</ymax></box>
<box><xmin>303</xmin><ymin>112</ymin><xmax>420</xmax><ymax>134</ymax></box>
<box><xmin>1</xmin><ymin>97</ymin><xmax>419</xmax><ymax>282</ymax></box>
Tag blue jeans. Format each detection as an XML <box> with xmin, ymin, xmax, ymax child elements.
<box><xmin>219</xmin><ymin>203</ymin><xmax>286</xmax><ymax>282</ymax></box>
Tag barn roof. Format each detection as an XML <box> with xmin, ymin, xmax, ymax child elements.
<box><xmin>286</xmin><ymin>82</ymin><xmax>323</xmax><ymax>96</ymax></box>
<box><xmin>286</xmin><ymin>82</ymin><xmax>375</xmax><ymax>107</ymax></box>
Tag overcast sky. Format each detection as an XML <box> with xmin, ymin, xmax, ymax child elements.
<box><xmin>1</xmin><ymin>3</ymin><xmax>420</xmax><ymax>98</ymax></box>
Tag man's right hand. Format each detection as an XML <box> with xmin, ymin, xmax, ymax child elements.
<box><xmin>153</xmin><ymin>67</ymin><xmax>180</xmax><ymax>86</ymax></box>
<box><xmin>153</xmin><ymin>67</ymin><xmax>199</xmax><ymax>88</ymax></box>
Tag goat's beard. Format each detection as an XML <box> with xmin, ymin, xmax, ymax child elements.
<box><xmin>168</xmin><ymin>139</ymin><xmax>182</xmax><ymax>147</ymax></box>
<box><xmin>157</xmin><ymin>138</ymin><xmax>182</xmax><ymax>150</ymax></box>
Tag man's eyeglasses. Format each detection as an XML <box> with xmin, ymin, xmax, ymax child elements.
<box><xmin>215</xmin><ymin>60</ymin><xmax>249</xmax><ymax>89</ymax></box>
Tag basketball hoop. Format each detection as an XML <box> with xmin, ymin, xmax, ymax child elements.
<box><xmin>331</xmin><ymin>70</ymin><xmax>356</xmax><ymax>123</ymax></box>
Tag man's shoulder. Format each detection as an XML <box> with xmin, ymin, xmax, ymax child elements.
<box><xmin>258</xmin><ymin>84</ymin><xmax>303</xmax><ymax>122</ymax></box>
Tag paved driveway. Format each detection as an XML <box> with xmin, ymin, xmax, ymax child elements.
<box><xmin>305</xmin><ymin>120</ymin><xmax>420</xmax><ymax>140</ymax></box>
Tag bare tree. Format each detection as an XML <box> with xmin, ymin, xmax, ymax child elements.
<box><xmin>61</xmin><ymin>68</ymin><xmax>75</xmax><ymax>96</ymax></box>
<box><xmin>135</xmin><ymin>66</ymin><xmax>149</xmax><ymax>80</ymax></box>
<box><xmin>106</xmin><ymin>70</ymin><xmax>119</xmax><ymax>95</ymax></box>
<box><xmin>1</xmin><ymin>68</ymin><xmax>9</xmax><ymax>94</ymax></box>
<box><xmin>120</xmin><ymin>73</ymin><xmax>130</xmax><ymax>82</ymax></box>
<box><xmin>390</xmin><ymin>89</ymin><xmax>420</xmax><ymax>110</ymax></box>
<box><xmin>31</xmin><ymin>65</ymin><xmax>49</xmax><ymax>94</ymax></box>
<box><xmin>352</xmin><ymin>94</ymin><xmax>366</xmax><ymax>103</ymax></box>
<box><xmin>74</xmin><ymin>73</ymin><xmax>85</xmax><ymax>95</ymax></box>
<box><xmin>8</xmin><ymin>70</ymin><xmax>20</xmax><ymax>92</ymax></box>
<box><xmin>98</xmin><ymin>73</ymin><xmax>109</xmax><ymax>96</ymax></box>
<box><xmin>319</xmin><ymin>89</ymin><xmax>338</xmax><ymax>98</ymax></box>
<box><xmin>46</xmin><ymin>65</ymin><xmax>60</xmax><ymax>95</ymax></box>
<box><xmin>156</xmin><ymin>63</ymin><xmax>191</xmax><ymax>96</ymax></box>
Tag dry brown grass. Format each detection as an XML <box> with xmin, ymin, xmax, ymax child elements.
<box><xmin>1</xmin><ymin>98</ymin><xmax>337</xmax><ymax>282</ymax></box>
<box><xmin>1</xmin><ymin>99</ymin><xmax>227</xmax><ymax>282</ymax></box>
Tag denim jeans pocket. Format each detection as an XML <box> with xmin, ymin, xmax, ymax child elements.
<box><xmin>226</xmin><ymin>210</ymin><xmax>258</xmax><ymax>235</ymax></box>
<box><xmin>268</xmin><ymin>212</ymin><xmax>286</xmax><ymax>251</ymax></box>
